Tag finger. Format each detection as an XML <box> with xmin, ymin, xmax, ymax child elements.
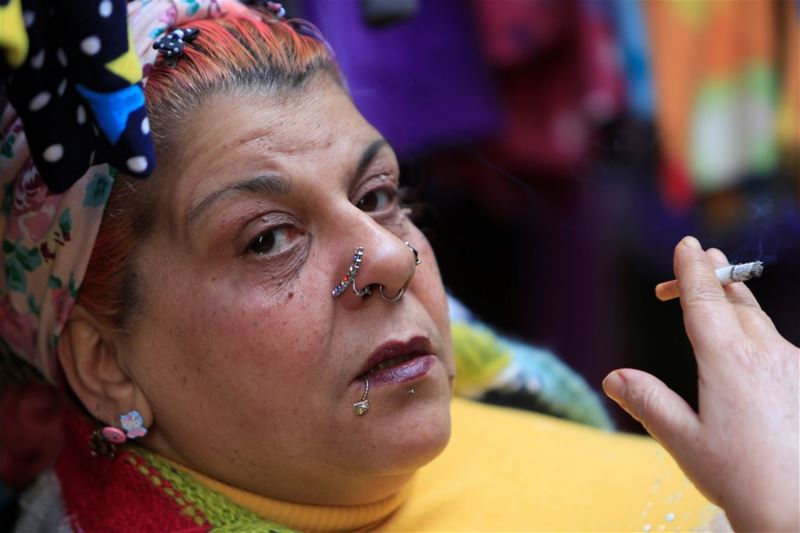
<box><xmin>654</xmin><ymin>279</ymin><xmax>679</xmax><ymax>301</ymax></box>
<box><xmin>674</xmin><ymin>237</ymin><xmax>743</xmax><ymax>353</ymax></box>
<box><xmin>602</xmin><ymin>369</ymin><xmax>699</xmax><ymax>459</ymax></box>
<box><xmin>705</xmin><ymin>249</ymin><xmax>777</xmax><ymax>337</ymax></box>
<box><xmin>705</xmin><ymin>248</ymin><xmax>762</xmax><ymax>310</ymax></box>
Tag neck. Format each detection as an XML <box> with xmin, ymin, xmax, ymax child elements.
<box><xmin>163</xmin><ymin>456</ymin><xmax>415</xmax><ymax>532</ymax></box>
<box><xmin>149</xmin><ymin>433</ymin><xmax>415</xmax><ymax>506</ymax></box>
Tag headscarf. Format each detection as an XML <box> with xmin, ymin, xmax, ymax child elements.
<box><xmin>0</xmin><ymin>0</ymin><xmax>257</xmax><ymax>384</ymax></box>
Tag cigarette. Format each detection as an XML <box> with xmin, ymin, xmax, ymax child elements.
<box><xmin>655</xmin><ymin>261</ymin><xmax>764</xmax><ymax>301</ymax></box>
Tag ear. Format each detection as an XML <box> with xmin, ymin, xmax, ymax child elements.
<box><xmin>58</xmin><ymin>304</ymin><xmax>152</xmax><ymax>429</ymax></box>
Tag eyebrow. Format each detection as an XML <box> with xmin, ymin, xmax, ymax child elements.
<box><xmin>185</xmin><ymin>173</ymin><xmax>291</xmax><ymax>229</ymax></box>
<box><xmin>355</xmin><ymin>139</ymin><xmax>388</xmax><ymax>180</ymax></box>
<box><xmin>184</xmin><ymin>138</ymin><xmax>390</xmax><ymax>230</ymax></box>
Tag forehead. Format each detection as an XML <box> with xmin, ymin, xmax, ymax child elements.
<box><xmin>168</xmin><ymin>77</ymin><xmax>382</xmax><ymax>208</ymax></box>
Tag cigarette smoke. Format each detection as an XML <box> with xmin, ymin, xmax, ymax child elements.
<box><xmin>724</xmin><ymin>193</ymin><xmax>800</xmax><ymax>267</ymax></box>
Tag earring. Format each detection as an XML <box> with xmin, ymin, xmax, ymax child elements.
<box><xmin>90</xmin><ymin>409</ymin><xmax>148</xmax><ymax>457</ymax></box>
<box><xmin>90</xmin><ymin>419</ymin><xmax>121</xmax><ymax>458</ymax></box>
<box><xmin>120</xmin><ymin>410</ymin><xmax>148</xmax><ymax>439</ymax></box>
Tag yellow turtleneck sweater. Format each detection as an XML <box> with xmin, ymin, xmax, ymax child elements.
<box><xmin>180</xmin><ymin>398</ymin><xmax>724</xmax><ymax>532</ymax></box>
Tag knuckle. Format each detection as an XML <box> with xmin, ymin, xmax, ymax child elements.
<box><xmin>685</xmin><ymin>279</ymin><xmax>727</xmax><ymax>305</ymax></box>
<box><xmin>733</xmin><ymin>297</ymin><xmax>761</xmax><ymax>311</ymax></box>
<box><xmin>626</xmin><ymin>383</ymin><xmax>660</xmax><ymax>422</ymax></box>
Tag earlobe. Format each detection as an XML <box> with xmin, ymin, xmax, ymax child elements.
<box><xmin>57</xmin><ymin>305</ymin><xmax>149</xmax><ymax>427</ymax></box>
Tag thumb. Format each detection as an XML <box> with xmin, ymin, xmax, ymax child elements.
<box><xmin>603</xmin><ymin>369</ymin><xmax>700</xmax><ymax>455</ymax></box>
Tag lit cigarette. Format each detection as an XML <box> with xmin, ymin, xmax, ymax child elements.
<box><xmin>655</xmin><ymin>261</ymin><xmax>764</xmax><ymax>302</ymax></box>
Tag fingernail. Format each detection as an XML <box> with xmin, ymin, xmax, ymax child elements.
<box><xmin>682</xmin><ymin>236</ymin><xmax>701</xmax><ymax>249</ymax></box>
<box><xmin>602</xmin><ymin>371</ymin><xmax>627</xmax><ymax>405</ymax></box>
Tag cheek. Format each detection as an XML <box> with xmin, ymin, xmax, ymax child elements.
<box><xmin>136</xmin><ymin>272</ymin><xmax>332</xmax><ymax>404</ymax></box>
<box><xmin>201</xmin><ymin>287</ymin><xmax>327</xmax><ymax>376</ymax></box>
<box><xmin>411</xmin><ymin>239</ymin><xmax>453</xmax><ymax>361</ymax></box>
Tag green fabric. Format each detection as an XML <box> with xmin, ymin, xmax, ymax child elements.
<box><xmin>136</xmin><ymin>447</ymin><xmax>297</xmax><ymax>533</ymax></box>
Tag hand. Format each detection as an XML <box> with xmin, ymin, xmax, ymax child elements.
<box><xmin>602</xmin><ymin>236</ymin><xmax>799</xmax><ymax>532</ymax></box>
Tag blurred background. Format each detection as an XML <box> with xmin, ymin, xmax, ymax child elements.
<box><xmin>287</xmin><ymin>0</ymin><xmax>800</xmax><ymax>431</ymax></box>
<box><xmin>0</xmin><ymin>0</ymin><xmax>798</xmax><ymax>528</ymax></box>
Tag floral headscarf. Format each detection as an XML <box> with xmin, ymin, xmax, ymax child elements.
<box><xmin>0</xmin><ymin>0</ymin><xmax>256</xmax><ymax>384</ymax></box>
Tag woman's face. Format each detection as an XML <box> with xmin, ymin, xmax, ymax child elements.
<box><xmin>120</xmin><ymin>76</ymin><xmax>454</xmax><ymax>504</ymax></box>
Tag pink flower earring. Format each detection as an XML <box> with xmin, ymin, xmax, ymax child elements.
<box><xmin>119</xmin><ymin>410</ymin><xmax>148</xmax><ymax>439</ymax></box>
<box><xmin>91</xmin><ymin>409</ymin><xmax>148</xmax><ymax>457</ymax></box>
<box><xmin>99</xmin><ymin>410</ymin><xmax>147</xmax><ymax>444</ymax></box>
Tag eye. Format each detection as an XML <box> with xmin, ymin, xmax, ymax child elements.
<box><xmin>247</xmin><ymin>225</ymin><xmax>295</xmax><ymax>256</ymax></box>
<box><xmin>356</xmin><ymin>188</ymin><xmax>396</xmax><ymax>213</ymax></box>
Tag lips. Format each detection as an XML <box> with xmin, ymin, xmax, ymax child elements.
<box><xmin>357</xmin><ymin>336</ymin><xmax>435</xmax><ymax>385</ymax></box>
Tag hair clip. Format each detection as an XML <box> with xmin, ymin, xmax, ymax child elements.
<box><xmin>153</xmin><ymin>27</ymin><xmax>200</xmax><ymax>67</ymax></box>
<box><xmin>241</xmin><ymin>1</ymin><xmax>286</xmax><ymax>20</ymax></box>
<box><xmin>265</xmin><ymin>2</ymin><xmax>287</xmax><ymax>19</ymax></box>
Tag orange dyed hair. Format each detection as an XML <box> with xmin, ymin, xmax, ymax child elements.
<box><xmin>77</xmin><ymin>12</ymin><xmax>340</xmax><ymax>332</ymax></box>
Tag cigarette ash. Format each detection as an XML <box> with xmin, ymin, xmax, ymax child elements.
<box><xmin>730</xmin><ymin>261</ymin><xmax>764</xmax><ymax>282</ymax></box>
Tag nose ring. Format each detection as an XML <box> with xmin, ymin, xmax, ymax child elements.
<box><xmin>379</xmin><ymin>285</ymin><xmax>404</xmax><ymax>302</ymax></box>
<box><xmin>405</xmin><ymin>241</ymin><xmax>421</xmax><ymax>265</ymax></box>
<box><xmin>332</xmin><ymin>242</ymin><xmax>421</xmax><ymax>300</ymax></box>
<box><xmin>331</xmin><ymin>246</ymin><xmax>365</xmax><ymax>298</ymax></box>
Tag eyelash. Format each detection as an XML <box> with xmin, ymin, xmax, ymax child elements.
<box><xmin>354</xmin><ymin>174</ymin><xmax>402</xmax><ymax>216</ymax></box>
<box><xmin>247</xmin><ymin>225</ymin><xmax>295</xmax><ymax>256</ymax></box>
<box><xmin>245</xmin><ymin>175</ymin><xmax>404</xmax><ymax>258</ymax></box>
<box><xmin>356</xmin><ymin>186</ymin><xmax>398</xmax><ymax>214</ymax></box>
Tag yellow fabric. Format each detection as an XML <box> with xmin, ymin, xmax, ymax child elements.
<box><xmin>171</xmin><ymin>461</ymin><xmax>412</xmax><ymax>532</ymax></box>
<box><xmin>0</xmin><ymin>0</ymin><xmax>28</xmax><ymax>68</ymax></box>
<box><xmin>383</xmin><ymin>398</ymin><xmax>720</xmax><ymax>532</ymax></box>
<box><xmin>193</xmin><ymin>398</ymin><xmax>722</xmax><ymax>532</ymax></box>
<box><xmin>105</xmin><ymin>31</ymin><xmax>143</xmax><ymax>85</ymax></box>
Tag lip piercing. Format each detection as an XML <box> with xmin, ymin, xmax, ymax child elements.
<box><xmin>408</xmin><ymin>388</ymin><xmax>415</xmax><ymax>396</ymax></box>
<box><xmin>353</xmin><ymin>375</ymin><xmax>370</xmax><ymax>416</ymax></box>
<box><xmin>332</xmin><ymin>246</ymin><xmax>365</xmax><ymax>298</ymax></box>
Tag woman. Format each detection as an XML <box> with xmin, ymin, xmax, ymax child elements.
<box><xmin>1</xmin><ymin>1</ymin><xmax>797</xmax><ymax>531</ymax></box>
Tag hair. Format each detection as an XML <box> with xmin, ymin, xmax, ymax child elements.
<box><xmin>77</xmin><ymin>11</ymin><xmax>341</xmax><ymax>332</ymax></box>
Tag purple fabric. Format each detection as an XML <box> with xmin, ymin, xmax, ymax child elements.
<box><xmin>302</xmin><ymin>0</ymin><xmax>500</xmax><ymax>156</ymax></box>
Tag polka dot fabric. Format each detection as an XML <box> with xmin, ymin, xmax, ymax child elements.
<box><xmin>2</xmin><ymin>0</ymin><xmax>154</xmax><ymax>193</ymax></box>
<box><xmin>0</xmin><ymin>0</ymin><xmax>260</xmax><ymax>383</ymax></box>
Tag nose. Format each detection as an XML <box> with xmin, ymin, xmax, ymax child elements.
<box><xmin>331</xmin><ymin>219</ymin><xmax>418</xmax><ymax>303</ymax></box>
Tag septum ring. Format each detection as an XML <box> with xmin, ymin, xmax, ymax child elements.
<box><xmin>379</xmin><ymin>286</ymin><xmax>404</xmax><ymax>302</ymax></box>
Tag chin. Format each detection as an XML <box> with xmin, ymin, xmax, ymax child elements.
<box><xmin>359</xmin><ymin>393</ymin><xmax>453</xmax><ymax>476</ymax></box>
